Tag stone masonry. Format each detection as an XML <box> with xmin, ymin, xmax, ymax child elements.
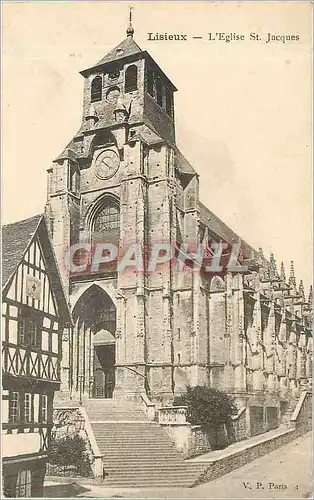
<box><xmin>45</xmin><ymin>26</ymin><xmax>313</xmax><ymax>431</ymax></box>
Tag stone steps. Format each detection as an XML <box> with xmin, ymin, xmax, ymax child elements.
<box><xmin>85</xmin><ymin>400</ymin><xmax>206</xmax><ymax>487</ymax></box>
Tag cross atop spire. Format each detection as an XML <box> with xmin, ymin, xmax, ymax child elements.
<box><xmin>126</xmin><ymin>6</ymin><xmax>134</xmax><ymax>37</ymax></box>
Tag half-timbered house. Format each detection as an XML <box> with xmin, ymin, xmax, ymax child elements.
<box><xmin>2</xmin><ymin>214</ymin><xmax>72</xmax><ymax>498</ymax></box>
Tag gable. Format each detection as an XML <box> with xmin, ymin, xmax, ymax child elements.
<box><xmin>2</xmin><ymin>215</ymin><xmax>72</xmax><ymax>326</ymax></box>
<box><xmin>4</xmin><ymin>236</ymin><xmax>57</xmax><ymax>317</ymax></box>
<box><xmin>2</xmin><ymin>214</ymin><xmax>42</xmax><ymax>288</ymax></box>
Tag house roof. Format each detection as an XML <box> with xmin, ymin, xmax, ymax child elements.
<box><xmin>2</xmin><ymin>214</ymin><xmax>72</xmax><ymax>325</ymax></box>
<box><xmin>2</xmin><ymin>214</ymin><xmax>42</xmax><ymax>288</ymax></box>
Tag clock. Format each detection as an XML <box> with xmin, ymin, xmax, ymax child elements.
<box><xmin>95</xmin><ymin>150</ymin><xmax>120</xmax><ymax>180</ymax></box>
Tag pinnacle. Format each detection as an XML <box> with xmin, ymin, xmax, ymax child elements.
<box><xmin>289</xmin><ymin>260</ymin><xmax>296</xmax><ymax>288</ymax></box>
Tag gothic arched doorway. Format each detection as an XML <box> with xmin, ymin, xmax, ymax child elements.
<box><xmin>72</xmin><ymin>285</ymin><xmax>116</xmax><ymax>399</ymax></box>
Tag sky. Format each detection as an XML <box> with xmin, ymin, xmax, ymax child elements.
<box><xmin>2</xmin><ymin>1</ymin><xmax>312</xmax><ymax>291</ymax></box>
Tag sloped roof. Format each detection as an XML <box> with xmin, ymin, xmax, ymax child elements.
<box><xmin>2</xmin><ymin>214</ymin><xmax>72</xmax><ymax>325</ymax></box>
<box><xmin>199</xmin><ymin>202</ymin><xmax>256</xmax><ymax>259</ymax></box>
<box><xmin>2</xmin><ymin>214</ymin><xmax>42</xmax><ymax>288</ymax></box>
<box><xmin>175</xmin><ymin>147</ymin><xmax>197</xmax><ymax>176</ymax></box>
<box><xmin>96</xmin><ymin>37</ymin><xmax>143</xmax><ymax>66</ymax></box>
<box><xmin>80</xmin><ymin>37</ymin><xmax>143</xmax><ymax>76</ymax></box>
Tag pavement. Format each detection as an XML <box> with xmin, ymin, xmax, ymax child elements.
<box><xmin>43</xmin><ymin>431</ymin><xmax>313</xmax><ymax>499</ymax></box>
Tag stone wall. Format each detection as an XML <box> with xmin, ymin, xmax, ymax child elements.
<box><xmin>158</xmin><ymin>406</ymin><xmax>230</xmax><ymax>459</ymax></box>
<box><xmin>193</xmin><ymin>427</ymin><xmax>308</xmax><ymax>487</ymax></box>
<box><xmin>193</xmin><ymin>391</ymin><xmax>312</xmax><ymax>487</ymax></box>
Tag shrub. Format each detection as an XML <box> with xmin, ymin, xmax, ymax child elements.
<box><xmin>173</xmin><ymin>385</ymin><xmax>237</xmax><ymax>426</ymax></box>
<box><xmin>48</xmin><ymin>434</ymin><xmax>90</xmax><ymax>476</ymax></box>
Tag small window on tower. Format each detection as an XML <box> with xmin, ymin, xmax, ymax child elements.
<box><xmin>156</xmin><ymin>76</ymin><xmax>163</xmax><ymax>107</ymax></box>
<box><xmin>108</xmin><ymin>69</ymin><xmax>120</xmax><ymax>81</ymax></box>
<box><xmin>69</xmin><ymin>163</ymin><xmax>80</xmax><ymax>194</ymax></box>
<box><xmin>166</xmin><ymin>88</ymin><xmax>173</xmax><ymax>117</ymax></box>
<box><xmin>147</xmin><ymin>69</ymin><xmax>154</xmax><ymax>97</ymax></box>
<box><xmin>125</xmin><ymin>65</ymin><xmax>138</xmax><ymax>93</ymax></box>
<box><xmin>91</xmin><ymin>76</ymin><xmax>102</xmax><ymax>102</ymax></box>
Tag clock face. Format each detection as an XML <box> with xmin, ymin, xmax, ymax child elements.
<box><xmin>95</xmin><ymin>150</ymin><xmax>119</xmax><ymax>180</ymax></box>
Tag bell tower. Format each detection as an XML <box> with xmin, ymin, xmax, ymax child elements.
<box><xmin>78</xmin><ymin>17</ymin><xmax>177</xmax><ymax>149</ymax></box>
<box><xmin>45</xmin><ymin>14</ymin><xmax>197</xmax><ymax>404</ymax></box>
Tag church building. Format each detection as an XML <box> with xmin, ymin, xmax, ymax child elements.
<box><xmin>44</xmin><ymin>21</ymin><xmax>312</xmax><ymax>432</ymax></box>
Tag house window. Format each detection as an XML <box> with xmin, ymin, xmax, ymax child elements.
<box><xmin>91</xmin><ymin>76</ymin><xmax>102</xmax><ymax>102</ymax></box>
<box><xmin>156</xmin><ymin>77</ymin><xmax>163</xmax><ymax>107</ymax></box>
<box><xmin>177</xmin><ymin>328</ymin><xmax>181</xmax><ymax>341</ymax></box>
<box><xmin>19</xmin><ymin>317</ymin><xmax>26</xmax><ymax>345</ymax></box>
<box><xmin>18</xmin><ymin>311</ymin><xmax>41</xmax><ymax>348</ymax></box>
<box><xmin>9</xmin><ymin>391</ymin><xmax>20</xmax><ymax>423</ymax></box>
<box><xmin>177</xmin><ymin>353</ymin><xmax>181</xmax><ymax>364</ymax></box>
<box><xmin>29</xmin><ymin>319</ymin><xmax>38</xmax><ymax>347</ymax></box>
<box><xmin>125</xmin><ymin>65</ymin><xmax>138</xmax><ymax>92</ymax></box>
<box><xmin>16</xmin><ymin>469</ymin><xmax>32</xmax><ymax>498</ymax></box>
<box><xmin>24</xmin><ymin>393</ymin><xmax>31</xmax><ymax>423</ymax></box>
<box><xmin>39</xmin><ymin>394</ymin><xmax>48</xmax><ymax>423</ymax></box>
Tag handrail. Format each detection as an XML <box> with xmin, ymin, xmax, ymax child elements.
<box><xmin>231</xmin><ymin>407</ymin><xmax>246</xmax><ymax>421</ymax></box>
<box><xmin>291</xmin><ymin>390</ymin><xmax>311</xmax><ymax>422</ymax></box>
<box><xmin>78</xmin><ymin>406</ymin><xmax>103</xmax><ymax>478</ymax></box>
<box><xmin>139</xmin><ymin>392</ymin><xmax>156</xmax><ymax>420</ymax></box>
<box><xmin>78</xmin><ymin>407</ymin><xmax>102</xmax><ymax>458</ymax></box>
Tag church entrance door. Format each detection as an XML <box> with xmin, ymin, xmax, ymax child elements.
<box><xmin>93</xmin><ymin>343</ymin><xmax>115</xmax><ymax>398</ymax></box>
<box><xmin>72</xmin><ymin>284</ymin><xmax>116</xmax><ymax>400</ymax></box>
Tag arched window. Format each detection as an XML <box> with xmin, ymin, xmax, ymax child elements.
<box><xmin>125</xmin><ymin>65</ymin><xmax>138</xmax><ymax>93</ymax></box>
<box><xmin>92</xmin><ymin>199</ymin><xmax>120</xmax><ymax>245</ymax></box>
<box><xmin>91</xmin><ymin>76</ymin><xmax>102</xmax><ymax>102</ymax></box>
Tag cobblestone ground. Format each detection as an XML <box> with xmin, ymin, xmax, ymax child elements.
<box><xmin>43</xmin><ymin>431</ymin><xmax>312</xmax><ymax>499</ymax></box>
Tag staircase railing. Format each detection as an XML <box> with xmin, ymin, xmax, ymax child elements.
<box><xmin>139</xmin><ymin>392</ymin><xmax>156</xmax><ymax>421</ymax></box>
<box><xmin>79</xmin><ymin>406</ymin><xmax>104</xmax><ymax>477</ymax></box>
<box><xmin>290</xmin><ymin>390</ymin><xmax>312</xmax><ymax>430</ymax></box>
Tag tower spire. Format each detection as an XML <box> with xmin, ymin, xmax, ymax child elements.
<box><xmin>280</xmin><ymin>261</ymin><xmax>286</xmax><ymax>282</ymax></box>
<box><xmin>299</xmin><ymin>280</ymin><xmax>305</xmax><ymax>301</ymax></box>
<box><xmin>269</xmin><ymin>252</ymin><xmax>278</xmax><ymax>280</ymax></box>
<box><xmin>126</xmin><ymin>6</ymin><xmax>134</xmax><ymax>37</ymax></box>
<box><xmin>289</xmin><ymin>261</ymin><xmax>296</xmax><ymax>288</ymax></box>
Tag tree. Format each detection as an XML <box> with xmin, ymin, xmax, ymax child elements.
<box><xmin>173</xmin><ymin>385</ymin><xmax>237</xmax><ymax>426</ymax></box>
